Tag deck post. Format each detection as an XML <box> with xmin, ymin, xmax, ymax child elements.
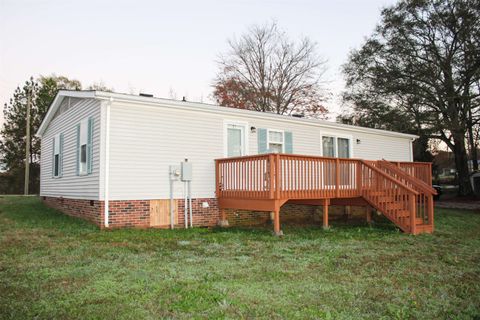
<box><xmin>273</xmin><ymin>201</ymin><xmax>283</xmax><ymax>236</ymax></box>
<box><xmin>409</xmin><ymin>195</ymin><xmax>417</xmax><ymax>235</ymax></box>
<box><xmin>427</xmin><ymin>195</ymin><xmax>434</xmax><ymax>231</ymax></box>
<box><xmin>366</xmin><ymin>206</ymin><xmax>372</xmax><ymax>225</ymax></box>
<box><xmin>322</xmin><ymin>198</ymin><xmax>330</xmax><ymax>230</ymax></box>
<box><xmin>217</xmin><ymin>208</ymin><xmax>229</xmax><ymax>227</ymax></box>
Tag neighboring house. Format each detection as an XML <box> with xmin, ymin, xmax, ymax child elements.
<box><xmin>37</xmin><ymin>90</ymin><xmax>435</xmax><ymax>235</ymax></box>
<box><xmin>468</xmin><ymin>160</ymin><xmax>480</xmax><ymax>173</ymax></box>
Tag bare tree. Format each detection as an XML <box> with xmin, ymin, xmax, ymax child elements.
<box><xmin>213</xmin><ymin>22</ymin><xmax>328</xmax><ymax>118</ymax></box>
<box><xmin>87</xmin><ymin>81</ymin><xmax>114</xmax><ymax>92</ymax></box>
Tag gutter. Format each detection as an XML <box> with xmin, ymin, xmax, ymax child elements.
<box><xmin>103</xmin><ymin>97</ymin><xmax>112</xmax><ymax>228</ymax></box>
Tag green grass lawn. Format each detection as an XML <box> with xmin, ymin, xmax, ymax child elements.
<box><xmin>0</xmin><ymin>196</ymin><xmax>479</xmax><ymax>319</ymax></box>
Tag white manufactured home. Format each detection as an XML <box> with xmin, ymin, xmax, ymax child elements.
<box><xmin>37</xmin><ymin>90</ymin><xmax>435</xmax><ymax>234</ymax></box>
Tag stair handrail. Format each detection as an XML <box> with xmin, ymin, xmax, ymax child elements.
<box><xmin>379</xmin><ymin>160</ymin><xmax>437</xmax><ymax>195</ymax></box>
<box><xmin>361</xmin><ymin>160</ymin><xmax>420</xmax><ymax>234</ymax></box>
<box><xmin>359</xmin><ymin>160</ymin><xmax>419</xmax><ymax>196</ymax></box>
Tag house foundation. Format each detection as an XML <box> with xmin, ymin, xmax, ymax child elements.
<box><xmin>42</xmin><ymin>196</ymin><xmax>370</xmax><ymax>229</ymax></box>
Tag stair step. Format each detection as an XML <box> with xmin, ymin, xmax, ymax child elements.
<box><xmin>377</xmin><ymin>196</ymin><xmax>395</xmax><ymax>203</ymax></box>
<box><xmin>416</xmin><ymin>218</ymin><xmax>424</xmax><ymax>225</ymax></box>
<box><xmin>394</xmin><ymin>210</ymin><xmax>411</xmax><ymax>218</ymax></box>
<box><xmin>368</xmin><ymin>191</ymin><xmax>388</xmax><ymax>196</ymax></box>
<box><xmin>384</xmin><ymin>203</ymin><xmax>405</xmax><ymax>210</ymax></box>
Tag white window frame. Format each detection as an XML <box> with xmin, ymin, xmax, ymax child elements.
<box><xmin>223</xmin><ymin>120</ymin><xmax>249</xmax><ymax>157</ymax></box>
<box><xmin>78</xmin><ymin>118</ymin><xmax>89</xmax><ymax>175</ymax></box>
<box><xmin>267</xmin><ymin>129</ymin><xmax>285</xmax><ymax>153</ymax></box>
<box><xmin>53</xmin><ymin>133</ymin><xmax>61</xmax><ymax>178</ymax></box>
<box><xmin>320</xmin><ymin>132</ymin><xmax>354</xmax><ymax>158</ymax></box>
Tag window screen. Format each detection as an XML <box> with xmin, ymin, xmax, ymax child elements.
<box><xmin>227</xmin><ymin>126</ymin><xmax>243</xmax><ymax>157</ymax></box>
<box><xmin>53</xmin><ymin>134</ymin><xmax>61</xmax><ymax>177</ymax></box>
<box><xmin>79</xmin><ymin>119</ymin><xmax>88</xmax><ymax>174</ymax></box>
<box><xmin>268</xmin><ymin>130</ymin><xmax>284</xmax><ymax>153</ymax></box>
<box><xmin>322</xmin><ymin>136</ymin><xmax>335</xmax><ymax>157</ymax></box>
<box><xmin>337</xmin><ymin>138</ymin><xmax>350</xmax><ymax>158</ymax></box>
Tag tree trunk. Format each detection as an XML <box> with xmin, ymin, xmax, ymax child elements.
<box><xmin>467</xmin><ymin>107</ymin><xmax>478</xmax><ymax>171</ymax></box>
<box><xmin>452</xmin><ymin>131</ymin><xmax>473</xmax><ymax>196</ymax></box>
<box><xmin>468</xmin><ymin>126</ymin><xmax>478</xmax><ymax>171</ymax></box>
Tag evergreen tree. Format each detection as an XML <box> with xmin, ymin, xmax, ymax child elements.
<box><xmin>0</xmin><ymin>75</ymin><xmax>81</xmax><ymax>194</ymax></box>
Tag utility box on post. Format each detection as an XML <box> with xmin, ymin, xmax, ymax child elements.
<box><xmin>181</xmin><ymin>159</ymin><xmax>192</xmax><ymax>181</ymax></box>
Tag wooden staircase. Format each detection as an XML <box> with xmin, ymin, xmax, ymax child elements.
<box><xmin>360</xmin><ymin>160</ymin><xmax>435</xmax><ymax>234</ymax></box>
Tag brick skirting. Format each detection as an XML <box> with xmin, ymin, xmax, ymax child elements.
<box><xmin>42</xmin><ymin>196</ymin><xmax>370</xmax><ymax>229</ymax></box>
<box><xmin>43</xmin><ymin>196</ymin><xmax>103</xmax><ymax>226</ymax></box>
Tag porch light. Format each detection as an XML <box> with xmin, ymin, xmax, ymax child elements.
<box><xmin>250</xmin><ymin>126</ymin><xmax>256</xmax><ymax>133</ymax></box>
<box><xmin>356</xmin><ymin>139</ymin><xmax>361</xmax><ymax>144</ymax></box>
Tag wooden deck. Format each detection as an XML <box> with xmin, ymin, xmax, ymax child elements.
<box><xmin>215</xmin><ymin>153</ymin><xmax>435</xmax><ymax>235</ymax></box>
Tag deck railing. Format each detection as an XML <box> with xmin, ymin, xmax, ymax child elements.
<box><xmin>215</xmin><ymin>153</ymin><xmax>435</xmax><ymax>233</ymax></box>
<box><xmin>216</xmin><ymin>154</ymin><xmax>432</xmax><ymax>200</ymax></box>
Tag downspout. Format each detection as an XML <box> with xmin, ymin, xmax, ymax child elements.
<box><xmin>409</xmin><ymin>138</ymin><xmax>414</xmax><ymax>162</ymax></box>
<box><xmin>104</xmin><ymin>97</ymin><xmax>112</xmax><ymax>228</ymax></box>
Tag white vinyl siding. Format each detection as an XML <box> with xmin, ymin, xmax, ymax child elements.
<box><xmin>106</xmin><ymin>100</ymin><xmax>413</xmax><ymax>200</ymax></box>
<box><xmin>40</xmin><ymin>98</ymin><xmax>101</xmax><ymax>199</ymax></box>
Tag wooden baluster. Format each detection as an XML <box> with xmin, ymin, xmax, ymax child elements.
<box><xmin>269</xmin><ymin>154</ymin><xmax>275</xmax><ymax>199</ymax></box>
<box><xmin>336</xmin><ymin>158</ymin><xmax>340</xmax><ymax>198</ymax></box>
<box><xmin>275</xmin><ymin>154</ymin><xmax>281</xmax><ymax>199</ymax></box>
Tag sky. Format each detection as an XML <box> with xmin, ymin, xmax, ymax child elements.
<box><xmin>0</xmin><ymin>0</ymin><xmax>397</xmax><ymax>126</ymax></box>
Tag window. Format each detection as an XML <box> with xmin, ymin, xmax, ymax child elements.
<box><xmin>77</xmin><ymin>117</ymin><xmax>93</xmax><ymax>175</ymax></box>
<box><xmin>338</xmin><ymin>138</ymin><xmax>350</xmax><ymax>158</ymax></box>
<box><xmin>258</xmin><ymin>128</ymin><xmax>293</xmax><ymax>154</ymax></box>
<box><xmin>224</xmin><ymin>121</ymin><xmax>247</xmax><ymax>157</ymax></box>
<box><xmin>321</xmin><ymin>134</ymin><xmax>352</xmax><ymax>158</ymax></box>
<box><xmin>268</xmin><ymin>130</ymin><xmax>284</xmax><ymax>153</ymax></box>
<box><xmin>322</xmin><ymin>136</ymin><xmax>335</xmax><ymax>157</ymax></box>
<box><xmin>52</xmin><ymin>133</ymin><xmax>63</xmax><ymax>177</ymax></box>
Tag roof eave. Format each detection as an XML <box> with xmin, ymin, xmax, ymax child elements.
<box><xmin>35</xmin><ymin>90</ymin><xmax>96</xmax><ymax>137</ymax></box>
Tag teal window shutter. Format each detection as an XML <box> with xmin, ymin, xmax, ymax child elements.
<box><xmin>51</xmin><ymin>137</ymin><xmax>55</xmax><ymax>177</ymax></box>
<box><xmin>59</xmin><ymin>133</ymin><xmax>64</xmax><ymax>177</ymax></box>
<box><xmin>257</xmin><ymin>128</ymin><xmax>268</xmax><ymax>154</ymax></box>
<box><xmin>76</xmin><ymin>124</ymin><xmax>80</xmax><ymax>175</ymax></box>
<box><xmin>284</xmin><ymin>131</ymin><xmax>293</xmax><ymax>153</ymax></box>
<box><xmin>87</xmin><ymin>117</ymin><xmax>94</xmax><ymax>174</ymax></box>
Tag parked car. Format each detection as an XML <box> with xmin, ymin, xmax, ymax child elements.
<box><xmin>433</xmin><ymin>185</ymin><xmax>442</xmax><ymax>200</ymax></box>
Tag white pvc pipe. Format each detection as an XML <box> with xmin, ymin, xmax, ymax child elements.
<box><xmin>169</xmin><ymin>177</ymin><xmax>174</xmax><ymax>229</ymax></box>
<box><xmin>104</xmin><ymin>98</ymin><xmax>112</xmax><ymax>228</ymax></box>
<box><xmin>189</xmin><ymin>181</ymin><xmax>193</xmax><ymax>228</ymax></box>
<box><xmin>184</xmin><ymin>181</ymin><xmax>188</xmax><ymax>229</ymax></box>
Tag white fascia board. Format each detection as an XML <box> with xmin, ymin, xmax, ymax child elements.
<box><xmin>94</xmin><ymin>91</ymin><xmax>419</xmax><ymax>140</ymax></box>
<box><xmin>35</xmin><ymin>90</ymin><xmax>96</xmax><ymax>137</ymax></box>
